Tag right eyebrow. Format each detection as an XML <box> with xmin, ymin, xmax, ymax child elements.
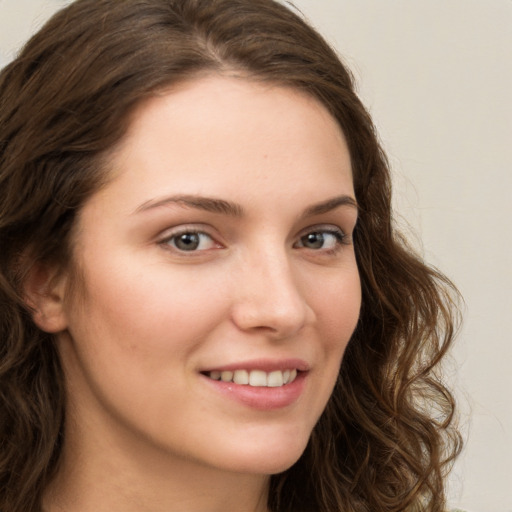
<box><xmin>301</xmin><ymin>195</ymin><xmax>358</xmax><ymax>218</ymax></box>
<box><xmin>133</xmin><ymin>194</ymin><xmax>245</xmax><ymax>217</ymax></box>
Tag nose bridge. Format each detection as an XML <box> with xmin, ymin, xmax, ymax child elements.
<box><xmin>231</xmin><ymin>243</ymin><xmax>309</xmax><ymax>337</ymax></box>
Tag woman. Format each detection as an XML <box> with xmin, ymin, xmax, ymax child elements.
<box><xmin>0</xmin><ymin>0</ymin><xmax>461</xmax><ymax>511</ymax></box>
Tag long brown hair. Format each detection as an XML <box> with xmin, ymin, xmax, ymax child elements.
<box><xmin>0</xmin><ymin>1</ymin><xmax>461</xmax><ymax>510</ymax></box>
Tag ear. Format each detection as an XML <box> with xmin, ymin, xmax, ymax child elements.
<box><xmin>23</xmin><ymin>262</ymin><xmax>69</xmax><ymax>333</ymax></box>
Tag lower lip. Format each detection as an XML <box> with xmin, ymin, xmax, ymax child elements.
<box><xmin>201</xmin><ymin>372</ymin><xmax>307</xmax><ymax>410</ymax></box>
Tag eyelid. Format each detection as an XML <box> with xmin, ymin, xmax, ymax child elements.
<box><xmin>296</xmin><ymin>224</ymin><xmax>347</xmax><ymax>240</ymax></box>
<box><xmin>157</xmin><ymin>224</ymin><xmax>223</xmax><ymax>252</ymax></box>
<box><xmin>155</xmin><ymin>223</ymin><xmax>351</xmax><ymax>255</ymax></box>
<box><xmin>294</xmin><ymin>224</ymin><xmax>350</xmax><ymax>250</ymax></box>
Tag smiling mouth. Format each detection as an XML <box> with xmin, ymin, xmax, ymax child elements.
<box><xmin>203</xmin><ymin>369</ymin><xmax>299</xmax><ymax>388</ymax></box>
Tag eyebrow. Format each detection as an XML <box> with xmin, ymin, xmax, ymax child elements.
<box><xmin>134</xmin><ymin>194</ymin><xmax>244</xmax><ymax>216</ymax></box>
<box><xmin>134</xmin><ymin>193</ymin><xmax>358</xmax><ymax>218</ymax></box>
<box><xmin>301</xmin><ymin>195</ymin><xmax>358</xmax><ymax>218</ymax></box>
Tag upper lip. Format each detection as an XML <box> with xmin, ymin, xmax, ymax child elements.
<box><xmin>200</xmin><ymin>358</ymin><xmax>310</xmax><ymax>373</ymax></box>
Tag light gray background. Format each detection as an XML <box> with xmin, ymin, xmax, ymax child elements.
<box><xmin>1</xmin><ymin>1</ymin><xmax>511</xmax><ymax>511</ymax></box>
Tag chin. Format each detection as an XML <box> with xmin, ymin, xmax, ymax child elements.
<box><xmin>222</xmin><ymin>433</ymin><xmax>310</xmax><ymax>476</ymax></box>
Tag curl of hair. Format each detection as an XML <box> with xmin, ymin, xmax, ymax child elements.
<box><xmin>0</xmin><ymin>1</ymin><xmax>462</xmax><ymax>510</ymax></box>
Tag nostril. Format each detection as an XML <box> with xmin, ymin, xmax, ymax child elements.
<box><xmin>229</xmin><ymin>261</ymin><xmax>310</xmax><ymax>337</ymax></box>
<box><xmin>230</xmin><ymin>295</ymin><xmax>308</xmax><ymax>337</ymax></box>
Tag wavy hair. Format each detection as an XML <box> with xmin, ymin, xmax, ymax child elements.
<box><xmin>0</xmin><ymin>0</ymin><xmax>461</xmax><ymax>510</ymax></box>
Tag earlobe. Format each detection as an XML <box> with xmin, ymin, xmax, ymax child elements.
<box><xmin>23</xmin><ymin>262</ymin><xmax>69</xmax><ymax>334</ymax></box>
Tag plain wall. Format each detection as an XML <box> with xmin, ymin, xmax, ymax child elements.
<box><xmin>1</xmin><ymin>1</ymin><xmax>511</xmax><ymax>511</ymax></box>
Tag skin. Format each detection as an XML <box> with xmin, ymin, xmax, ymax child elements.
<box><xmin>40</xmin><ymin>76</ymin><xmax>361</xmax><ymax>512</ymax></box>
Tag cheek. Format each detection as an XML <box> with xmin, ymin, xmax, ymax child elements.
<box><xmin>313</xmin><ymin>267</ymin><xmax>361</xmax><ymax>345</ymax></box>
<box><xmin>58</xmin><ymin>264</ymin><xmax>230</xmax><ymax>435</ymax></box>
<box><xmin>306</xmin><ymin>267</ymin><xmax>361</xmax><ymax>398</ymax></box>
<box><xmin>69</xmin><ymin>255</ymin><xmax>228</xmax><ymax>357</ymax></box>
<box><xmin>60</xmin><ymin>258</ymin><xmax>231</xmax><ymax>426</ymax></box>
<box><xmin>317</xmin><ymin>272</ymin><xmax>361</xmax><ymax>393</ymax></box>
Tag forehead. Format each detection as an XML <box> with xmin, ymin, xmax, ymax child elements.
<box><xmin>91</xmin><ymin>75</ymin><xmax>353</xmax><ymax>216</ymax></box>
<box><xmin>125</xmin><ymin>75</ymin><xmax>346</xmax><ymax>148</ymax></box>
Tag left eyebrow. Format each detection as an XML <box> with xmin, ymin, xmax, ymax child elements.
<box><xmin>133</xmin><ymin>194</ymin><xmax>244</xmax><ymax>217</ymax></box>
<box><xmin>301</xmin><ymin>195</ymin><xmax>358</xmax><ymax>218</ymax></box>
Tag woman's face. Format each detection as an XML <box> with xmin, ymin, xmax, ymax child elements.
<box><xmin>57</xmin><ymin>76</ymin><xmax>361</xmax><ymax>477</ymax></box>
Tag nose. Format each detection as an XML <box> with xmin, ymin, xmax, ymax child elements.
<box><xmin>230</xmin><ymin>249</ymin><xmax>311</xmax><ymax>339</ymax></box>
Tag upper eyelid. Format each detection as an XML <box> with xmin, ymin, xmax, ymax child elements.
<box><xmin>157</xmin><ymin>223</ymin><xmax>217</xmax><ymax>240</ymax></box>
<box><xmin>296</xmin><ymin>224</ymin><xmax>346</xmax><ymax>237</ymax></box>
<box><xmin>158</xmin><ymin>228</ymin><xmax>223</xmax><ymax>254</ymax></box>
<box><xmin>157</xmin><ymin>222</ymin><xmax>345</xmax><ymax>235</ymax></box>
<box><xmin>295</xmin><ymin>225</ymin><xmax>354</xmax><ymax>251</ymax></box>
<box><xmin>295</xmin><ymin>227</ymin><xmax>346</xmax><ymax>244</ymax></box>
<box><xmin>155</xmin><ymin>223</ymin><xmax>350</xmax><ymax>247</ymax></box>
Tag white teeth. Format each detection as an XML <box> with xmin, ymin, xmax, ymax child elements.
<box><xmin>208</xmin><ymin>369</ymin><xmax>299</xmax><ymax>387</ymax></box>
<box><xmin>249</xmin><ymin>370</ymin><xmax>267</xmax><ymax>387</ymax></box>
<box><xmin>221</xmin><ymin>370</ymin><xmax>233</xmax><ymax>382</ymax></box>
<box><xmin>233</xmin><ymin>369</ymin><xmax>249</xmax><ymax>385</ymax></box>
<box><xmin>267</xmin><ymin>370</ymin><xmax>284</xmax><ymax>387</ymax></box>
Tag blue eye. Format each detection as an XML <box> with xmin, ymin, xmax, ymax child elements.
<box><xmin>297</xmin><ymin>230</ymin><xmax>345</xmax><ymax>250</ymax></box>
<box><xmin>165</xmin><ymin>231</ymin><xmax>216</xmax><ymax>252</ymax></box>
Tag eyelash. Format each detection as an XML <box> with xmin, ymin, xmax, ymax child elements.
<box><xmin>160</xmin><ymin>228</ymin><xmax>220</xmax><ymax>252</ymax></box>
<box><xmin>294</xmin><ymin>228</ymin><xmax>348</xmax><ymax>254</ymax></box>
<box><xmin>159</xmin><ymin>226</ymin><xmax>349</xmax><ymax>254</ymax></box>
